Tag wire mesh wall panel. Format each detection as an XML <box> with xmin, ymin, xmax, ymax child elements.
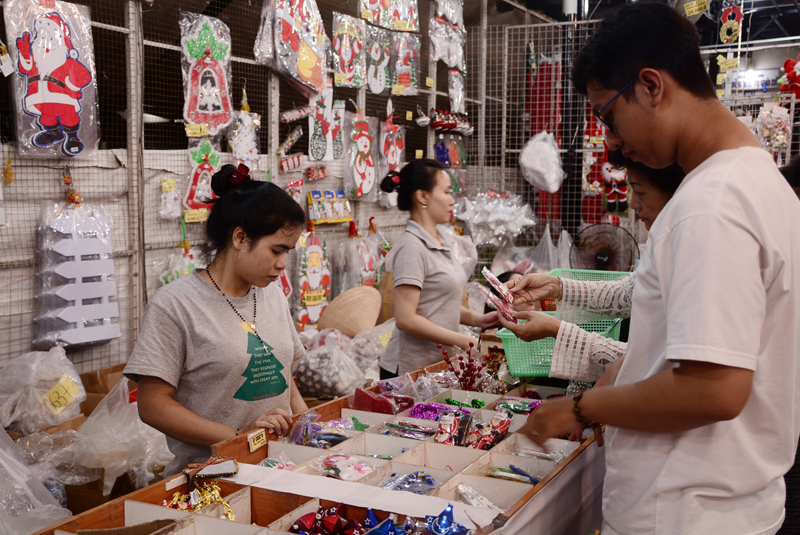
<box><xmin>720</xmin><ymin>93</ymin><xmax>796</xmax><ymax>165</ymax></box>
<box><xmin>0</xmin><ymin>1</ymin><xmax>141</xmax><ymax>374</ymax></box>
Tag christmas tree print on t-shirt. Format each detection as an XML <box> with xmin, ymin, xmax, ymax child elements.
<box><xmin>234</xmin><ymin>331</ymin><xmax>288</xmax><ymax>401</ymax></box>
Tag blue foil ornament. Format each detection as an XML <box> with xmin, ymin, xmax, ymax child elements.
<box><xmin>425</xmin><ymin>504</ymin><xmax>467</xmax><ymax>535</ymax></box>
<box><xmin>365</xmin><ymin>509</ymin><xmax>382</xmax><ymax>529</ymax></box>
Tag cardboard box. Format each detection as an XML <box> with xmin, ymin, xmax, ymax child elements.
<box><xmin>66</xmin><ymin>471</ymin><xmax>135</xmax><ymax>516</ymax></box>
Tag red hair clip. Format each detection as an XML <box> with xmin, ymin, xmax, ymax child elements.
<box><xmin>391</xmin><ymin>174</ymin><xmax>401</xmax><ymax>184</ymax></box>
<box><xmin>230</xmin><ymin>163</ymin><xmax>250</xmax><ymax>188</ymax></box>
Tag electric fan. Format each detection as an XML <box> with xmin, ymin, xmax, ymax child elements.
<box><xmin>570</xmin><ymin>224</ymin><xmax>639</xmax><ymax>271</ymax></box>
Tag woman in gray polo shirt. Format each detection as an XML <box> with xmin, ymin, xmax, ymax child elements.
<box><xmin>378</xmin><ymin>160</ymin><xmax>498</xmax><ymax>378</ymax></box>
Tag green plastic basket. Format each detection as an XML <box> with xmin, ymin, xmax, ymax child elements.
<box><xmin>495</xmin><ymin>269</ymin><xmax>630</xmax><ymax>377</ymax></box>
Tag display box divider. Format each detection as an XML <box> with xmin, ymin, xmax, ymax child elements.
<box><xmin>492</xmin><ymin>433</ymin><xmax>580</xmax><ymax>458</ymax></box>
<box><xmin>289</xmin><ymin>451</ymin><xmax>390</xmax><ymax>476</ymax></box>
<box><xmin>340</xmin><ymin>408</ymin><xmax>394</xmax><ymax>427</ymax></box>
<box><xmin>54</xmin><ymin>519</ymin><xmax>176</xmax><ymax>535</ymax></box>
<box><xmin>147</xmin><ymin>513</ymin><xmax>269</xmax><ymax>535</ymax></box>
<box><xmin>432</xmin><ymin>473</ymin><xmax>532</xmax><ymax>513</ymax></box>
<box><xmin>268</xmin><ymin>497</ymin><xmax>321</xmax><ymax>532</ymax></box>
<box><xmin>267</xmin><ymin>441</ymin><xmax>331</xmax><ymax>467</ymax></box>
<box><xmin>460</xmin><ymin>451</ymin><xmax>557</xmax><ymax>482</ymax></box>
<box><xmin>358</xmin><ymin>461</ymin><xmax>457</xmax><ymax>491</ymax></box>
<box><xmin>392</xmin><ymin>442</ymin><xmax>485</xmax><ymax>472</ymax></box>
<box><xmin>331</xmin><ymin>432</ymin><xmax>420</xmax><ymax>460</ymax></box>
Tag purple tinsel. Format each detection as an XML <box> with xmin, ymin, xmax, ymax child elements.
<box><xmin>410</xmin><ymin>403</ymin><xmax>473</xmax><ymax>421</ymax></box>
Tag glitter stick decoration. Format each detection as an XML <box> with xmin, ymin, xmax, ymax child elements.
<box><xmin>439</xmin><ymin>343</ymin><xmax>483</xmax><ymax>391</ymax></box>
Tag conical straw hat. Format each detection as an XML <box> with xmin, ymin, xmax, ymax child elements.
<box><xmin>318</xmin><ymin>286</ymin><xmax>381</xmax><ymax>338</ymax></box>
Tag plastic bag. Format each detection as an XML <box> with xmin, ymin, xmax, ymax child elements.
<box><xmin>378</xmin><ymin>471</ymin><xmax>437</xmax><ymax>495</ymax></box>
<box><xmin>273</xmin><ymin>0</ymin><xmax>327</xmax><ymax>96</ymax></box>
<box><xmin>126</xmin><ymin>420</ymin><xmax>174</xmax><ymax>490</ymax></box>
<box><xmin>556</xmin><ymin>229</ymin><xmax>573</xmax><ymax>270</ymax></box>
<box><xmin>309</xmin><ymin>79</ymin><xmax>333</xmax><ymax>161</ymax></box>
<box><xmin>366</xmin><ymin>26</ymin><xmax>391</xmax><ymax>95</ymax></box>
<box><xmin>379</xmin><ymin>118</ymin><xmax>405</xmax><ymax>180</ymax></box>
<box><xmin>489</xmin><ymin>238</ymin><xmax>537</xmax><ymax>275</ymax></box>
<box><xmin>183</xmin><ymin>138</ymin><xmax>221</xmax><ymax>210</ymax></box>
<box><xmin>453</xmin><ymin>193</ymin><xmax>536</xmax><ymax>247</ymax></box>
<box><xmin>520</xmin><ymin>131</ymin><xmax>565</xmax><ymax>193</ymax></box>
<box><xmin>531</xmin><ymin>223</ymin><xmax>557</xmax><ymax>273</ymax></box>
<box><xmin>344</xmin><ymin>112</ymin><xmax>379</xmax><ymax>202</ymax></box>
<box><xmin>0</xmin><ymin>346</ymin><xmax>87</xmax><ymax>436</ymax></box>
<box><xmin>230</xmin><ymin>109</ymin><xmax>261</xmax><ymax>163</ymax></box>
<box><xmin>5</xmin><ymin>0</ymin><xmax>99</xmax><ymax>159</ymax></box>
<box><xmin>294</xmin><ymin>336</ymin><xmax>364</xmax><ymax>398</ymax></box>
<box><xmin>429</xmin><ymin>17</ymin><xmax>449</xmax><ymax>64</ymax></box>
<box><xmin>437</xmin><ymin>224</ymin><xmax>477</xmax><ymax>277</ymax></box>
<box><xmin>253</xmin><ymin>0</ymin><xmax>274</xmax><ymax>67</ymax></box>
<box><xmin>376</xmin><ymin>373</ymin><xmax>421</xmax><ymax>401</ymax></box>
<box><xmin>157</xmin><ymin>248</ymin><xmax>206</xmax><ymax>286</ymax></box>
<box><xmin>449</xmin><ymin>27</ymin><xmax>466</xmax><ymax>72</ymax></box>
<box><xmin>34</xmin><ymin>202</ymin><xmax>120</xmax><ymax>350</ymax></box>
<box><xmin>391</xmin><ymin>33</ymin><xmax>420</xmax><ymax>96</ymax></box>
<box><xmin>259</xmin><ymin>450</ymin><xmax>295</xmax><ymax>469</ymax></box>
<box><xmin>361</xmin><ymin>0</ymin><xmax>391</xmax><ymax>28</ymax></box>
<box><xmin>286</xmin><ymin>410</ymin><xmax>351</xmax><ymax>449</ymax></box>
<box><xmin>347</xmin><ymin>319</ymin><xmax>393</xmax><ymax>382</ymax></box>
<box><xmin>78</xmin><ymin>378</ymin><xmax>139</xmax><ymax>495</ymax></box>
<box><xmin>310</xmin><ymin>453</ymin><xmax>376</xmax><ymax>481</ymax></box>
<box><xmin>449</xmin><ymin>71</ymin><xmax>465</xmax><ymax>114</ymax></box>
<box><xmin>435</xmin><ymin>0</ymin><xmax>464</xmax><ymax>26</ymax></box>
<box><xmin>179</xmin><ymin>11</ymin><xmax>233</xmax><ymax>136</ymax></box>
<box><xmin>345</xmin><ymin>232</ymin><xmax>380</xmax><ymax>289</ymax></box>
<box><xmin>17</xmin><ymin>430</ymin><xmax>102</xmax><ymax>487</ymax></box>
<box><xmin>0</xmin><ymin>430</ymin><xmax>71</xmax><ymax>535</ymax></box>
<box><xmin>332</xmin><ymin>13</ymin><xmax>365</xmax><ymax>88</ymax></box>
<box><xmin>305</xmin><ymin>328</ymin><xmax>352</xmax><ymax>353</ymax></box>
<box><xmin>390</xmin><ymin>0</ymin><xmax>420</xmax><ymax>32</ymax></box>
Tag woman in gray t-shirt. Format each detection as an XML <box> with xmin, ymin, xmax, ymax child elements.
<box><xmin>378</xmin><ymin>160</ymin><xmax>498</xmax><ymax>378</ymax></box>
<box><xmin>124</xmin><ymin>164</ymin><xmax>309</xmax><ymax>476</ymax></box>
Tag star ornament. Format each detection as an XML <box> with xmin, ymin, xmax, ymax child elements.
<box><xmin>239</xmin><ymin>321</ymin><xmax>255</xmax><ymax>334</ymax></box>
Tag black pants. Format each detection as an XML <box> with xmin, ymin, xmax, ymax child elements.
<box><xmin>379</xmin><ymin>367</ymin><xmax>399</xmax><ymax>380</ymax></box>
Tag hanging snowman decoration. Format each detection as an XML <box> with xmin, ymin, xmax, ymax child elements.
<box><xmin>309</xmin><ymin>79</ymin><xmax>333</xmax><ymax>161</ymax></box>
<box><xmin>184</xmin><ymin>139</ymin><xmax>220</xmax><ymax>210</ymax></box>
<box><xmin>180</xmin><ymin>12</ymin><xmax>233</xmax><ymax>136</ymax></box>
<box><xmin>379</xmin><ymin>100</ymin><xmax>405</xmax><ymax>179</ymax></box>
<box><xmin>346</xmin><ymin>112</ymin><xmax>378</xmax><ymax>201</ymax></box>
<box><xmin>366</xmin><ymin>27</ymin><xmax>390</xmax><ymax>94</ymax></box>
<box><xmin>5</xmin><ymin>0</ymin><xmax>100</xmax><ymax>158</ymax></box>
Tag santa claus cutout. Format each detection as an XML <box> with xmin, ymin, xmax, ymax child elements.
<box><xmin>351</xmin><ymin>117</ymin><xmax>376</xmax><ymax>199</ymax></box>
<box><xmin>15</xmin><ymin>11</ymin><xmax>93</xmax><ymax>157</ymax></box>
<box><xmin>297</xmin><ymin>234</ymin><xmax>331</xmax><ymax>329</ymax></box>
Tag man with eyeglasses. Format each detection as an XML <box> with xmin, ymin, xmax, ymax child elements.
<box><xmin>499</xmin><ymin>3</ymin><xmax>800</xmax><ymax>534</ymax></box>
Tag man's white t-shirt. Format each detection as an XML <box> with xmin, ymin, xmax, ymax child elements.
<box><xmin>603</xmin><ymin>147</ymin><xmax>800</xmax><ymax>535</ymax></box>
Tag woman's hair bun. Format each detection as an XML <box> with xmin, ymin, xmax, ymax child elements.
<box><xmin>380</xmin><ymin>170</ymin><xmax>402</xmax><ymax>193</ymax></box>
<box><xmin>211</xmin><ymin>163</ymin><xmax>252</xmax><ymax>197</ymax></box>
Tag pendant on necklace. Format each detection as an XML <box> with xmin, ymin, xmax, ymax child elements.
<box><xmin>239</xmin><ymin>321</ymin><xmax>255</xmax><ymax>334</ymax></box>
<box><xmin>249</xmin><ymin>322</ymin><xmax>256</xmax><ymax>330</ymax></box>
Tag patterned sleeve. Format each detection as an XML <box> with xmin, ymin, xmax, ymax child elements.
<box><xmin>549</xmin><ymin>321</ymin><xmax>627</xmax><ymax>382</ymax></box>
<box><xmin>556</xmin><ymin>272</ymin><xmax>636</xmax><ymax>324</ymax></box>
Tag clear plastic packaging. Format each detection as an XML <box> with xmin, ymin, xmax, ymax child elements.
<box><xmin>437</xmin><ymin>224</ymin><xmax>477</xmax><ymax>277</ymax></box>
<box><xmin>519</xmin><ymin>130</ymin><xmax>565</xmax><ymax>194</ymax></box>
<box><xmin>34</xmin><ymin>203</ymin><xmax>120</xmax><ymax>350</ymax></box>
<box><xmin>344</xmin><ymin>112</ymin><xmax>378</xmax><ymax>202</ymax></box>
<box><xmin>378</xmin><ymin>471</ymin><xmax>436</xmax><ymax>495</ymax></box>
<box><xmin>361</xmin><ymin>0</ymin><xmax>391</xmax><ymax>28</ymax></box>
<box><xmin>376</xmin><ymin>373</ymin><xmax>421</xmax><ymax>401</ymax></box>
<box><xmin>278</xmin><ymin>125</ymin><xmax>303</xmax><ymax>157</ymax></box>
<box><xmin>17</xmin><ymin>430</ymin><xmax>102</xmax><ymax>488</ymax></box>
<box><xmin>305</xmin><ymin>328</ymin><xmax>352</xmax><ymax>353</ymax></box>
<box><xmin>0</xmin><ymin>429</ymin><xmax>71</xmax><ymax>535</ymax></box>
<box><xmin>309</xmin><ymin>80</ymin><xmax>333</xmax><ymax>161</ymax></box>
<box><xmin>157</xmin><ymin>248</ymin><xmax>205</xmax><ymax>286</ymax></box>
<box><xmin>281</xmin><ymin>105</ymin><xmax>314</xmax><ymax>124</ymax></box>
<box><xmin>531</xmin><ymin>223</ymin><xmax>557</xmax><ymax>273</ymax></box>
<box><xmin>253</xmin><ymin>0</ymin><xmax>274</xmax><ymax>67</ymax></box>
<box><xmin>5</xmin><ymin>0</ymin><xmax>99</xmax><ymax>158</ymax></box>
<box><xmin>379</xmin><ymin>118</ymin><xmax>405</xmax><ymax>180</ymax></box>
<box><xmin>159</xmin><ymin>177</ymin><xmax>182</xmax><ymax>220</ymax></box>
<box><xmin>457</xmin><ymin>483</ymin><xmax>502</xmax><ymax>512</ymax></box>
<box><xmin>366</xmin><ymin>26</ymin><xmax>391</xmax><ymax>95</ymax></box>
<box><xmin>332</xmin><ymin>13</ymin><xmax>365</xmax><ymax>89</ymax></box>
<box><xmin>0</xmin><ymin>347</ymin><xmax>87</xmax><ymax>436</ymax></box>
<box><xmin>126</xmin><ymin>420</ymin><xmax>174</xmax><ymax>490</ymax></box>
<box><xmin>310</xmin><ymin>453</ymin><xmax>376</xmax><ymax>481</ymax></box>
<box><xmin>273</xmin><ymin>0</ymin><xmax>327</xmax><ymax>96</ymax></box>
<box><xmin>332</xmin><ymin>100</ymin><xmax>346</xmax><ymax>159</ymax></box>
<box><xmin>453</xmin><ymin>192</ymin><xmax>537</xmax><ymax>247</ymax></box>
<box><xmin>391</xmin><ymin>33</ymin><xmax>420</xmax><ymax>96</ymax></box>
<box><xmin>449</xmin><ymin>26</ymin><xmax>466</xmax><ymax>72</ymax></box>
<box><xmin>230</xmin><ymin>110</ymin><xmax>261</xmax><ymax>163</ymax></box>
<box><xmin>285</xmin><ymin>410</ymin><xmax>351</xmax><ymax>449</ymax></box>
<box><xmin>448</xmin><ymin>70</ymin><xmax>465</xmax><ymax>114</ymax></box>
<box><xmin>259</xmin><ymin>450</ymin><xmax>295</xmax><ymax>469</ymax></box>
<box><xmin>429</xmin><ymin>17</ymin><xmax>449</xmax><ymax>64</ymax></box>
<box><xmin>295</xmin><ymin>230</ymin><xmax>332</xmax><ymax>329</ymax></box>
<box><xmin>347</xmin><ymin>319</ymin><xmax>394</xmax><ymax>381</ymax></box>
<box><xmin>293</xmin><ymin>335</ymin><xmax>365</xmax><ymax>398</ymax></box>
<box><xmin>179</xmin><ymin>11</ymin><xmax>233</xmax><ymax>136</ymax></box>
<box><xmin>390</xmin><ymin>0</ymin><xmax>420</xmax><ymax>32</ymax></box>
<box><xmin>346</xmin><ymin>232</ymin><xmax>380</xmax><ymax>288</ymax></box>
<box><xmin>435</xmin><ymin>0</ymin><xmax>464</xmax><ymax>26</ymax></box>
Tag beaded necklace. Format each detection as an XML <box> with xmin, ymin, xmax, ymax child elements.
<box><xmin>206</xmin><ymin>268</ymin><xmax>266</xmax><ymax>343</ymax></box>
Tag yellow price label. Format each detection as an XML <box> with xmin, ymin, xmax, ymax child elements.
<box><xmin>393</xmin><ymin>20</ymin><xmax>411</xmax><ymax>31</ymax></box>
<box><xmin>185</xmin><ymin>123</ymin><xmax>209</xmax><ymax>137</ymax></box>
<box><xmin>248</xmin><ymin>429</ymin><xmax>267</xmax><ymax>452</ymax></box>
<box><xmin>406</xmin><ymin>111</ymin><xmax>413</xmax><ymax>121</ymax></box>
<box><xmin>684</xmin><ymin>0</ymin><xmax>707</xmax><ymax>17</ymax></box>
<box><xmin>334</xmin><ymin>72</ymin><xmax>346</xmax><ymax>85</ymax></box>
<box><xmin>379</xmin><ymin>330</ymin><xmax>393</xmax><ymax>348</ymax></box>
<box><xmin>589</xmin><ymin>136</ymin><xmax>604</xmax><ymax>145</ymax></box>
<box><xmin>716</xmin><ymin>89</ymin><xmax>726</xmax><ymax>98</ymax></box>
<box><xmin>184</xmin><ymin>208</ymin><xmax>209</xmax><ymax>223</ymax></box>
<box><xmin>716</xmin><ymin>55</ymin><xmax>739</xmax><ymax>72</ymax></box>
<box><xmin>44</xmin><ymin>374</ymin><xmax>79</xmax><ymax>415</ymax></box>
<box><xmin>425</xmin><ymin>77</ymin><xmax>434</xmax><ymax>88</ymax></box>
<box><xmin>0</xmin><ymin>45</ymin><xmax>7</xmax><ymax>56</ymax></box>
<box><xmin>361</xmin><ymin>9</ymin><xmax>372</xmax><ymax>22</ymax></box>
<box><xmin>298</xmin><ymin>235</ymin><xmax>307</xmax><ymax>248</ymax></box>
<box><xmin>391</xmin><ymin>85</ymin><xmax>405</xmax><ymax>95</ymax></box>
<box><xmin>415</xmin><ymin>150</ymin><xmax>423</xmax><ymax>159</ymax></box>
<box><xmin>716</xmin><ymin>73</ymin><xmax>727</xmax><ymax>85</ymax></box>
<box><xmin>161</xmin><ymin>178</ymin><xmax>176</xmax><ymax>192</ymax></box>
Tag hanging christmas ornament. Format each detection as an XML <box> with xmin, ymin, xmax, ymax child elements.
<box><xmin>3</xmin><ymin>151</ymin><xmax>15</xmax><ymax>185</ymax></box>
<box><xmin>332</xmin><ymin>13</ymin><xmax>366</xmax><ymax>88</ymax></box>
<box><xmin>332</xmin><ymin>100</ymin><xmax>346</xmax><ymax>159</ymax></box>
<box><xmin>448</xmin><ymin>70</ymin><xmax>465</xmax><ymax>115</ymax></box>
<box><xmin>344</xmin><ymin>111</ymin><xmax>378</xmax><ymax>201</ymax></box>
<box><xmin>274</xmin><ymin>0</ymin><xmax>327</xmax><ymax>97</ymax></box>
<box><xmin>309</xmin><ymin>78</ymin><xmax>333</xmax><ymax>161</ymax></box>
<box><xmin>5</xmin><ymin>0</ymin><xmax>99</xmax><ymax>158</ymax></box>
<box><xmin>424</xmin><ymin>504</ymin><xmax>468</xmax><ymax>535</ymax></box>
<box><xmin>254</xmin><ymin>0</ymin><xmax>274</xmax><ymax>67</ymax></box>
<box><xmin>361</xmin><ymin>0</ymin><xmax>391</xmax><ymax>28</ymax></box>
<box><xmin>366</xmin><ymin>26</ymin><xmax>391</xmax><ymax>95</ymax></box>
<box><xmin>296</xmin><ymin>224</ymin><xmax>332</xmax><ymax>329</ymax></box>
<box><xmin>180</xmin><ymin>12</ymin><xmax>233</xmax><ymax>136</ymax></box>
<box><xmin>183</xmin><ymin>139</ymin><xmax>220</xmax><ymax>210</ymax></box>
<box><xmin>230</xmin><ymin>85</ymin><xmax>261</xmax><ymax>163</ymax></box>
<box><xmin>391</xmin><ymin>33</ymin><xmax>420</xmax><ymax>96</ymax></box>
<box><xmin>390</xmin><ymin>0</ymin><xmax>420</xmax><ymax>32</ymax></box>
<box><xmin>160</xmin><ymin>176</ymin><xmax>182</xmax><ymax>220</ymax></box>
<box><xmin>601</xmin><ymin>162</ymin><xmax>629</xmax><ymax>215</ymax></box>
<box><xmin>379</xmin><ymin>99</ymin><xmax>405</xmax><ymax>179</ymax></box>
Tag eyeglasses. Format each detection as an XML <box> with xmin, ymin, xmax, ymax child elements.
<box><xmin>594</xmin><ymin>78</ymin><xmax>636</xmax><ymax>135</ymax></box>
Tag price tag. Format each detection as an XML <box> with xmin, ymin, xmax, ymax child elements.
<box><xmin>184</xmin><ymin>208</ymin><xmax>209</xmax><ymax>223</ymax></box>
<box><xmin>393</xmin><ymin>20</ymin><xmax>411</xmax><ymax>31</ymax></box>
<box><xmin>716</xmin><ymin>73</ymin><xmax>727</xmax><ymax>85</ymax></box>
<box><xmin>185</xmin><ymin>123</ymin><xmax>209</xmax><ymax>137</ymax></box>
<box><xmin>334</xmin><ymin>72</ymin><xmax>346</xmax><ymax>85</ymax></box>
<box><xmin>44</xmin><ymin>374</ymin><xmax>79</xmax><ymax>415</ymax></box>
<box><xmin>684</xmin><ymin>0</ymin><xmax>707</xmax><ymax>16</ymax></box>
<box><xmin>415</xmin><ymin>149</ymin><xmax>423</xmax><ymax>159</ymax></box>
<box><xmin>425</xmin><ymin>77</ymin><xmax>434</xmax><ymax>88</ymax></box>
<box><xmin>589</xmin><ymin>136</ymin><xmax>604</xmax><ymax>145</ymax></box>
<box><xmin>379</xmin><ymin>330</ymin><xmax>393</xmax><ymax>348</ymax></box>
<box><xmin>161</xmin><ymin>178</ymin><xmax>177</xmax><ymax>192</ymax></box>
<box><xmin>716</xmin><ymin>89</ymin><xmax>726</xmax><ymax>98</ymax></box>
<box><xmin>391</xmin><ymin>85</ymin><xmax>405</xmax><ymax>95</ymax></box>
<box><xmin>716</xmin><ymin>55</ymin><xmax>739</xmax><ymax>72</ymax></box>
<box><xmin>406</xmin><ymin>111</ymin><xmax>413</xmax><ymax>121</ymax></box>
<box><xmin>248</xmin><ymin>429</ymin><xmax>267</xmax><ymax>452</ymax></box>
<box><xmin>361</xmin><ymin>9</ymin><xmax>372</xmax><ymax>22</ymax></box>
<box><xmin>0</xmin><ymin>46</ymin><xmax>14</xmax><ymax>77</ymax></box>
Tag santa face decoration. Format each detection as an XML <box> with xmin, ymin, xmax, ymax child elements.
<box><xmin>297</xmin><ymin>233</ymin><xmax>331</xmax><ymax>329</ymax></box>
<box><xmin>379</xmin><ymin>119</ymin><xmax>405</xmax><ymax>179</ymax></box>
<box><xmin>6</xmin><ymin>1</ymin><xmax>99</xmax><ymax>158</ymax></box>
<box><xmin>350</xmin><ymin>117</ymin><xmax>376</xmax><ymax>200</ymax></box>
<box><xmin>180</xmin><ymin>12</ymin><xmax>233</xmax><ymax>136</ymax></box>
<box><xmin>332</xmin><ymin>13</ymin><xmax>365</xmax><ymax>88</ymax></box>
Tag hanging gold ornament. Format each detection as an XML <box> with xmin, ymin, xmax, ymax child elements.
<box><xmin>3</xmin><ymin>153</ymin><xmax>14</xmax><ymax>185</ymax></box>
<box><xmin>720</xmin><ymin>20</ymin><xmax>740</xmax><ymax>44</ymax></box>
